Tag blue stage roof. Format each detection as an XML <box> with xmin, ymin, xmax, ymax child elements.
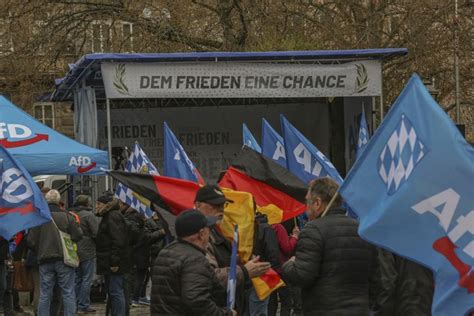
<box><xmin>51</xmin><ymin>48</ymin><xmax>407</xmax><ymax>101</ymax></box>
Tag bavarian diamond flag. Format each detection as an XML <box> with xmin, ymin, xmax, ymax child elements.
<box><xmin>340</xmin><ymin>74</ymin><xmax>474</xmax><ymax>315</ymax></box>
<box><xmin>114</xmin><ymin>141</ymin><xmax>159</xmax><ymax>218</ymax></box>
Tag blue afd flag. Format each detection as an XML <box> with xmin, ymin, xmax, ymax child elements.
<box><xmin>261</xmin><ymin>118</ymin><xmax>287</xmax><ymax>168</ymax></box>
<box><xmin>280</xmin><ymin>115</ymin><xmax>343</xmax><ymax>184</ymax></box>
<box><xmin>340</xmin><ymin>74</ymin><xmax>474</xmax><ymax>315</ymax></box>
<box><xmin>356</xmin><ymin>106</ymin><xmax>370</xmax><ymax>160</ymax></box>
<box><xmin>114</xmin><ymin>141</ymin><xmax>159</xmax><ymax>218</ymax></box>
<box><xmin>243</xmin><ymin>124</ymin><xmax>261</xmax><ymax>153</ymax></box>
<box><xmin>227</xmin><ymin>225</ymin><xmax>238</xmax><ymax>310</ymax></box>
<box><xmin>0</xmin><ymin>146</ymin><xmax>51</xmax><ymax>239</ymax></box>
<box><xmin>164</xmin><ymin>122</ymin><xmax>204</xmax><ymax>184</ymax></box>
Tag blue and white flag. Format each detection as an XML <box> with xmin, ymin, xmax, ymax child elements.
<box><xmin>243</xmin><ymin>124</ymin><xmax>262</xmax><ymax>153</ymax></box>
<box><xmin>0</xmin><ymin>146</ymin><xmax>51</xmax><ymax>239</ymax></box>
<box><xmin>280</xmin><ymin>115</ymin><xmax>343</xmax><ymax>184</ymax></box>
<box><xmin>356</xmin><ymin>106</ymin><xmax>370</xmax><ymax>160</ymax></box>
<box><xmin>261</xmin><ymin>118</ymin><xmax>287</xmax><ymax>168</ymax></box>
<box><xmin>164</xmin><ymin>122</ymin><xmax>205</xmax><ymax>184</ymax></box>
<box><xmin>114</xmin><ymin>141</ymin><xmax>159</xmax><ymax>218</ymax></box>
<box><xmin>227</xmin><ymin>225</ymin><xmax>238</xmax><ymax>310</ymax></box>
<box><xmin>340</xmin><ymin>74</ymin><xmax>474</xmax><ymax>315</ymax></box>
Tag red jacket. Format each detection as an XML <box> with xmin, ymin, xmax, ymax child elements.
<box><xmin>271</xmin><ymin>223</ymin><xmax>297</xmax><ymax>270</ymax></box>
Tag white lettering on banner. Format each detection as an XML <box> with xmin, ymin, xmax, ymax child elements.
<box><xmin>101</xmin><ymin>61</ymin><xmax>382</xmax><ymax>99</ymax></box>
<box><xmin>174</xmin><ymin>149</ymin><xmax>180</xmax><ymax>160</ymax></box>
<box><xmin>0</xmin><ymin>123</ymin><xmax>32</xmax><ymax>139</ymax></box>
<box><xmin>69</xmin><ymin>156</ymin><xmax>92</xmax><ymax>167</ymax></box>
<box><xmin>1</xmin><ymin>168</ymin><xmax>33</xmax><ymax>203</ymax></box>
<box><xmin>294</xmin><ymin>143</ymin><xmax>311</xmax><ymax>173</ymax></box>
<box><xmin>412</xmin><ymin>189</ymin><xmax>459</xmax><ymax>231</ymax></box>
<box><xmin>412</xmin><ymin>189</ymin><xmax>474</xmax><ymax>258</ymax></box>
<box><xmin>272</xmin><ymin>142</ymin><xmax>286</xmax><ymax>161</ymax></box>
<box><xmin>293</xmin><ymin>143</ymin><xmax>326</xmax><ymax>177</ymax></box>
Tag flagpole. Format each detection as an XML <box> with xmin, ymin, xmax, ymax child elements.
<box><xmin>321</xmin><ymin>191</ymin><xmax>339</xmax><ymax>217</ymax></box>
<box><xmin>106</xmin><ymin>98</ymin><xmax>112</xmax><ymax>191</ymax></box>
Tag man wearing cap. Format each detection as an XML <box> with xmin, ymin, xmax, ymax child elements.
<box><xmin>194</xmin><ymin>185</ymin><xmax>271</xmax><ymax>313</ymax></box>
<box><xmin>151</xmin><ymin>209</ymin><xmax>234</xmax><ymax>316</ymax></box>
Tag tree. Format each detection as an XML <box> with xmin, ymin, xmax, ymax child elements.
<box><xmin>0</xmin><ymin>0</ymin><xmax>472</xmax><ymax>140</ymax></box>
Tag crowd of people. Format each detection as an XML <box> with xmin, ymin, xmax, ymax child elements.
<box><xmin>0</xmin><ymin>178</ymin><xmax>437</xmax><ymax>316</ymax></box>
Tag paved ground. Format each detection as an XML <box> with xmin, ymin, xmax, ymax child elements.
<box><xmin>4</xmin><ymin>300</ymin><xmax>150</xmax><ymax>316</ymax></box>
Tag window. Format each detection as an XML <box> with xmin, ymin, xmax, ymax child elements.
<box><xmin>91</xmin><ymin>21</ymin><xmax>112</xmax><ymax>52</ymax></box>
<box><xmin>51</xmin><ymin>179</ymin><xmax>66</xmax><ymax>190</ymax></box>
<box><xmin>122</xmin><ymin>22</ymin><xmax>133</xmax><ymax>52</ymax></box>
<box><xmin>34</xmin><ymin>103</ymin><xmax>54</xmax><ymax>128</ymax></box>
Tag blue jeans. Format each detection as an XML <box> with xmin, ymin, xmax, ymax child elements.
<box><xmin>75</xmin><ymin>259</ymin><xmax>96</xmax><ymax>311</ymax></box>
<box><xmin>105</xmin><ymin>274</ymin><xmax>126</xmax><ymax>316</ymax></box>
<box><xmin>38</xmin><ymin>261</ymin><xmax>76</xmax><ymax>316</ymax></box>
<box><xmin>248</xmin><ymin>287</ymin><xmax>269</xmax><ymax>316</ymax></box>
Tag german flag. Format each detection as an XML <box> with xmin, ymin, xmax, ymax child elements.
<box><xmin>219</xmin><ymin>147</ymin><xmax>307</xmax><ymax>224</ymax></box>
<box><xmin>109</xmin><ymin>170</ymin><xmax>284</xmax><ymax>299</ymax></box>
<box><xmin>108</xmin><ymin>171</ymin><xmax>199</xmax><ymax>215</ymax></box>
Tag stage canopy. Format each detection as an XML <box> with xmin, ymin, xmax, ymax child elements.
<box><xmin>0</xmin><ymin>96</ymin><xmax>108</xmax><ymax>176</ymax></box>
<box><xmin>51</xmin><ymin>48</ymin><xmax>408</xmax><ymax>102</ymax></box>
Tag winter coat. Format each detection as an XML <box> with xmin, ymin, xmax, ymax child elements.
<box><xmin>151</xmin><ymin>239</ymin><xmax>231</xmax><ymax>316</ymax></box>
<box><xmin>144</xmin><ymin>218</ymin><xmax>166</xmax><ymax>262</ymax></box>
<box><xmin>123</xmin><ymin>207</ymin><xmax>149</xmax><ymax>269</ymax></box>
<box><xmin>0</xmin><ymin>238</ymin><xmax>8</xmax><ymax>261</ymax></box>
<box><xmin>27</xmin><ymin>203</ymin><xmax>83</xmax><ymax>265</ymax></box>
<box><xmin>371</xmin><ymin>248</ymin><xmax>434</xmax><ymax>316</ymax></box>
<box><xmin>272</xmin><ymin>223</ymin><xmax>297</xmax><ymax>271</ymax></box>
<box><xmin>96</xmin><ymin>200</ymin><xmax>131</xmax><ymax>275</ymax></box>
<box><xmin>206</xmin><ymin>227</ymin><xmax>250</xmax><ymax>314</ymax></box>
<box><xmin>70</xmin><ymin>205</ymin><xmax>100</xmax><ymax>262</ymax></box>
<box><xmin>283</xmin><ymin>208</ymin><xmax>376</xmax><ymax>316</ymax></box>
<box><xmin>254</xmin><ymin>213</ymin><xmax>280</xmax><ymax>270</ymax></box>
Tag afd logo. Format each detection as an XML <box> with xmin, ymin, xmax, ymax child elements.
<box><xmin>272</xmin><ymin>141</ymin><xmax>286</xmax><ymax>161</ymax></box>
<box><xmin>413</xmin><ymin>189</ymin><xmax>474</xmax><ymax>293</ymax></box>
<box><xmin>0</xmin><ymin>123</ymin><xmax>48</xmax><ymax>148</ymax></box>
<box><xmin>293</xmin><ymin>143</ymin><xmax>336</xmax><ymax>177</ymax></box>
<box><xmin>69</xmin><ymin>156</ymin><xmax>97</xmax><ymax>173</ymax></box>
<box><xmin>0</xmin><ymin>167</ymin><xmax>35</xmax><ymax>216</ymax></box>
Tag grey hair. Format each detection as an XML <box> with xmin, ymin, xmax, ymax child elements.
<box><xmin>45</xmin><ymin>189</ymin><xmax>61</xmax><ymax>204</ymax></box>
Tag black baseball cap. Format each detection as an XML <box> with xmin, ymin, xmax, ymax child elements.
<box><xmin>175</xmin><ymin>209</ymin><xmax>217</xmax><ymax>238</ymax></box>
<box><xmin>195</xmin><ymin>184</ymin><xmax>233</xmax><ymax>205</ymax></box>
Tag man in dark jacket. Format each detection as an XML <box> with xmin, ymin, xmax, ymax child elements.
<box><xmin>283</xmin><ymin>178</ymin><xmax>375</xmax><ymax>316</ymax></box>
<box><xmin>70</xmin><ymin>194</ymin><xmax>100</xmax><ymax>314</ymax></box>
<box><xmin>249</xmin><ymin>212</ymin><xmax>280</xmax><ymax>315</ymax></box>
<box><xmin>27</xmin><ymin>189</ymin><xmax>83</xmax><ymax>316</ymax></box>
<box><xmin>194</xmin><ymin>185</ymin><xmax>271</xmax><ymax>314</ymax></box>
<box><xmin>144</xmin><ymin>212</ymin><xmax>167</xmax><ymax>265</ymax></box>
<box><xmin>371</xmin><ymin>248</ymin><xmax>434</xmax><ymax>315</ymax></box>
<box><xmin>118</xmin><ymin>201</ymin><xmax>150</xmax><ymax>307</ymax></box>
<box><xmin>151</xmin><ymin>209</ymin><xmax>234</xmax><ymax>316</ymax></box>
<box><xmin>0</xmin><ymin>237</ymin><xmax>13</xmax><ymax>316</ymax></box>
<box><xmin>96</xmin><ymin>199</ymin><xmax>130</xmax><ymax>316</ymax></box>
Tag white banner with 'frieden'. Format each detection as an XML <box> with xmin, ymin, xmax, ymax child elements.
<box><xmin>101</xmin><ymin>61</ymin><xmax>381</xmax><ymax>99</ymax></box>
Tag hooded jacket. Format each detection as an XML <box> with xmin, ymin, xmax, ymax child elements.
<box><xmin>95</xmin><ymin>200</ymin><xmax>131</xmax><ymax>275</ymax></box>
